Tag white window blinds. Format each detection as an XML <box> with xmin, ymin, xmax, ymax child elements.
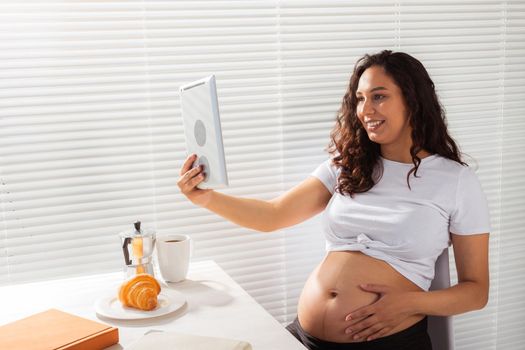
<box><xmin>1</xmin><ymin>1</ymin><xmax>524</xmax><ymax>348</ymax></box>
<box><xmin>496</xmin><ymin>1</ymin><xmax>525</xmax><ymax>349</ymax></box>
<box><xmin>0</xmin><ymin>1</ymin><xmax>161</xmax><ymax>282</ymax></box>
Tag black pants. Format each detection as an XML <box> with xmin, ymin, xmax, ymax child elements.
<box><xmin>286</xmin><ymin>317</ymin><xmax>432</xmax><ymax>350</ymax></box>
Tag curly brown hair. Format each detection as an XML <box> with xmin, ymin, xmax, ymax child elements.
<box><xmin>327</xmin><ymin>50</ymin><xmax>465</xmax><ymax>197</ymax></box>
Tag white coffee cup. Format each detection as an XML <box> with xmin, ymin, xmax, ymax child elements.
<box><xmin>156</xmin><ymin>234</ymin><xmax>192</xmax><ymax>283</ymax></box>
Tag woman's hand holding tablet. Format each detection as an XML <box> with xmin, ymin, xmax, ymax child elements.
<box><xmin>177</xmin><ymin>153</ymin><xmax>213</xmax><ymax>207</ymax></box>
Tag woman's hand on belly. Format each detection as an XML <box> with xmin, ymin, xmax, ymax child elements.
<box><xmin>297</xmin><ymin>251</ymin><xmax>425</xmax><ymax>343</ymax></box>
<box><xmin>298</xmin><ymin>284</ymin><xmax>379</xmax><ymax>343</ymax></box>
<box><xmin>343</xmin><ymin>283</ymin><xmax>421</xmax><ymax>342</ymax></box>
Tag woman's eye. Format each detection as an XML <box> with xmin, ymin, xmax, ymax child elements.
<box><xmin>374</xmin><ymin>94</ymin><xmax>385</xmax><ymax>101</ymax></box>
<box><xmin>356</xmin><ymin>96</ymin><xmax>364</xmax><ymax>102</ymax></box>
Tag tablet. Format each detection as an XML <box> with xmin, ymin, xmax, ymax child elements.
<box><xmin>179</xmin><ymin>75</ymin><xmax>229</xmax><ymax>189</ymax></box>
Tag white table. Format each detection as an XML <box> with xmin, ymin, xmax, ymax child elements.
<box><xmin>0</xmin><ymin>260</ymin><xmax>306</xmax><ymax>349</ymax></box>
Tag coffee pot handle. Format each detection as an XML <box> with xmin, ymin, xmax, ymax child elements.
<box><xmin>122</xmin><ymin>237</ymin><xmax>132</xmax><ymax>265</ymax></box>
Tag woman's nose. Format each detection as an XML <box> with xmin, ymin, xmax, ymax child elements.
<box><xmin>361</xmin><ymin>98</ymin><xmax>375</xmax><ymax>115</ymax></box>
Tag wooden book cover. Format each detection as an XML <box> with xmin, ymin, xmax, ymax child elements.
<box><xmin>0</xmin><ymin>308</ymin><xmax>119</xmax><ymax>350</ymax></box>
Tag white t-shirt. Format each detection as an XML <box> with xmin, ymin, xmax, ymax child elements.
<box><xmin>310</xmin><ymin>154</ymin><xmax>491</xmax><ymax>291</ymax></box>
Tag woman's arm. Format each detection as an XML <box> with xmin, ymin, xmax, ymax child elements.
<box><xmin>178</xmin><ymin>154</ymin><xmax>332</xmax><ymax>232</ymax></box>
<box><xmin>409</xmin><ymin>232</ymin><xmax>490</xmax><ymax>315</ymax></box>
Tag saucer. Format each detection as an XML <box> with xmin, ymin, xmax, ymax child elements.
<box><xmin>94</xmin><ymin>288</ymin><xmax>186</xmax><ymax>320</ymax></box>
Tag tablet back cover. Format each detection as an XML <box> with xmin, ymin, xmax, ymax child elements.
<box><xmin>180</xmin><ymin>75</ymin><xmax>229</xmax><ymax>189</ymax></box>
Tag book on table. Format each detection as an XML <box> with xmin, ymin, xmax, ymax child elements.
<box><xmin>127</xmin><ymin>330</ymin><xmax>252</xmax><ymax>350</ymax></box>
<box><xmin>0</xmin><ymin>308</ymin><xmax>119</xmax><ymax>350</ymax></box>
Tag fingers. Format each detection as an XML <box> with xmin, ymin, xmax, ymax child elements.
<box><xmin>346</xmin><ymin>305</ymin><xmax>374</xmax><ymax>322</ymax></box>
<box><xmin>344</xmin><ymin>315</ymin><xmax>379</xmax><ymax>340</ymax></box>
<box><xmin>188</xmin><ymin>168</ymin><xmax>206</xmax><ymax>188</ymax></box>
<box><xmin>345</xmin><ymin>313</ymin><xmax>368</xmax><ymax>326</ymax></box>
<box><xmin>359</xmin><ymin>283</ymin><xmax>389</xmax><ymax>293</ymax></box>
<box><xmin>177</xmin><ymin>162</ymin><xmax>205</xmax><ymax>193</ymax></box>
<box><xmin>366</xmin><ymin>327</ymin><xmax>391</xmax><ymax>342</ymax></box>
<box><xmin>344</xmin><ymin>315</ymin><xmax>372</xmax><ymax>335</ymax></box>
<box><xmin>179</xmin><ymin>153</ymin><xmax>197</xmax><ymax>176</ymax></box>
<box><xmin>351</xmin><ymin>322</ymin><xmax>389</xmax><ymax>342</ymax></box>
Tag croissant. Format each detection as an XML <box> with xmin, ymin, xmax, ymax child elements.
<box><xmin>118</xmin><ymin>273</ymin><xmax>161</xmax><ymax>311</ymax></box>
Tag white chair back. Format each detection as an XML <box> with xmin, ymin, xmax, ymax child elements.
<box><xmin>427</xmin><ymin>248</ymin><xmax>455</xmax><ymax>350</ymax></box>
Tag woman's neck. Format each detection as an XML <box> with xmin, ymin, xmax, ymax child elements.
<box><xmin>380</xmin><ymin>148</ymin><xmax>432</xmax><ymax>164</ymax></box>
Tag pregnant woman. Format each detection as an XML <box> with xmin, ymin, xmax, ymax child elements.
<box><xmin>177</xmin><ymin>50</ymin><xmax>490</xmax><ymax>349</ymax></box>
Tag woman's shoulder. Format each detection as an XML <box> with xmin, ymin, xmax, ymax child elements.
<box><xmin>425</xmin><ymin>154</ymin><xmax>484</xmax><ymax>187</ymax></box>
<box><xmin>416</xmin><ymin>154</ymin><xmax>460</xmax><ymax>180</ymax></box>
<box><xmin>426</xmin><ymin>154</ymin><xmax>468</xmax><ymax>172</ymax></box>
<box><xmin>320</xmin><ymin>153</ymin><xmax>343</xmax><ymax>173</ymax></box>
<box><xmin>310</xmin><ymin>155</ymin><xmax>342</xmax><ymax>194</ymax></box>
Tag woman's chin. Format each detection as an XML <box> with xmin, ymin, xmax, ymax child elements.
<box><xmin>367</xmin><ymin>134</ymin><xmax>384</xmax><ymax>143</ymax></box>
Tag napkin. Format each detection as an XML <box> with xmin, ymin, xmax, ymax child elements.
<box><xmin>126</xmin><ymin>330</ymin><xmax>252</xmax><ymax>350</ymax></box>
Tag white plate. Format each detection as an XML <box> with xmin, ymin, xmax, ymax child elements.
<box><xmin>94</xmin><ymin>288</ymin><xmax>186</xmax><ymax>320</ymax></box>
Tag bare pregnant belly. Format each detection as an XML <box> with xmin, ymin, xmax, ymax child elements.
<box><xmin>297</xmin><ymin>251</ymin><xmax>425</xmax><ymax>343</ymax></box>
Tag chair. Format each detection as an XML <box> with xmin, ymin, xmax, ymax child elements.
<box><xmin>427</xmin><ymin>248</ymin><xmax>455</xmax><ymax>350</ymax></box>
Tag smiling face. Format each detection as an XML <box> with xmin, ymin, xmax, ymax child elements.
<box><xmin>356</xmin><ymin>65</ymin><xmax>413</xmax><ymax>158</ymax></box>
